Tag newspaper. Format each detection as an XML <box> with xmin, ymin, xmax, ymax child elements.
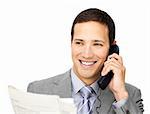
<box><xmin>8</xmin><ymin>86</ymin><xmax>76</xmax><ymax>114</ymax></box>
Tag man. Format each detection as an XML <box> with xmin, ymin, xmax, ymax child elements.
<box><xmin>27</xmin><ymin>8</ymin><xmax>144</xmax><ymax>114</ymax></box>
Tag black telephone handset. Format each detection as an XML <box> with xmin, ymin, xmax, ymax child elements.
<box><xmin>98</xmin><ymin>44</ymin><xmax>119</xmax><ymax>90</ymax></box>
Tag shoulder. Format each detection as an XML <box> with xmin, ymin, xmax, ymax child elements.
<box><xmin>125</xmin><ymin>83</ymin><xmax>141</xmax><ymax>97</ymax></box>
<box><xmin>27</xmin><ymin>70</ymin><xmax>71</xmax><ymax>94</ymax></box>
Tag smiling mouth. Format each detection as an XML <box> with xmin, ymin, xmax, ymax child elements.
<box><xmin>79</xmin><ymin>60</ymin><xmax>97</xmax><ymax>66</ymax></box>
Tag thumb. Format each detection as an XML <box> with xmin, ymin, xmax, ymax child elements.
<box><xmin>101</xmin><ymin>66</ymin><xmax>108</xmax><ymax>76</ymax></box>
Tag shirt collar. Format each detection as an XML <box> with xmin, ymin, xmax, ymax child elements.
<box><xmin>71</xmin><ymin>68</ymin><xmax>100</xmax><ymax>95</ymax></box>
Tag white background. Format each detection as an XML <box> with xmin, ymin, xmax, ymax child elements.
<box><xmin>0</xmin><ymin>0</ymin><xmax>149</xmax><ymax>113</ymax></box>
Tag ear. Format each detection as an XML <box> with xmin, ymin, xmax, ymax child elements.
<box><xmin>112</xmin><ymin>40</ymin><xmax>116</xmax><ymax>45</ymax></box>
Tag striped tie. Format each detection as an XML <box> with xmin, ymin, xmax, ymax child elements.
<box><xmin>78</xmin><ymin>86</ymin><xmax>95</xmax><ymax>114</ymax></box>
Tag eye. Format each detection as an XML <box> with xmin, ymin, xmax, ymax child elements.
<box><xmin>74</xmin><ymin>41</ymin><xmax>83</xmax><ymax>45</ymax></box>
<box><xmin>93</xmin><ymin>43</ymin><xmax>103</xmax><ymax>46</ymax></box>
<box><xmin>75</xmin><ymin>41</ymin><xmax>81</xmax><ymax>44</ymax></box>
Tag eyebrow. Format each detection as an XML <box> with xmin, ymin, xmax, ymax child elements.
<box><xmin>74</xmin><ymin>39</ymin><xmax>105</xmax><ymax>43</ymax></box>
<box><xmin>74</xmin><ymin>39</ymin><xmax>83</xmax><ymax>41</ymax></box>
<box><xmin>93</xmin><ymin>40</ymin><xmax>103</xmax><ymax>42</ymax></box>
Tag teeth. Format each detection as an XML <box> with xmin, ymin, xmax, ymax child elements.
<box><xmin>81</xmin><ymin>61</ymin><xmax>95</xmax><ymax>66</ymax></box>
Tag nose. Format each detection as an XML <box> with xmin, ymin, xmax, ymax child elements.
<box><xmin>82</xmin><ymin>45</ymin><xmax>94</xmax><ymax>59</ymax></box>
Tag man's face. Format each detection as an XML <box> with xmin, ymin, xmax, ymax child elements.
<box><xmin>71</xmin><ymin>21</ymin><xmax>110</xmax><ymax>84</ymax></box>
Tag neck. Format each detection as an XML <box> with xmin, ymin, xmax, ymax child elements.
<box><xmin>78</xmin><ymin>75</ymin><xmax>99</xmax><ymax>85</ymax></box>
<box><xmin>72</xmin><ymin>67</ymin><xmax>101</xmax><ymax>85</ymax></box>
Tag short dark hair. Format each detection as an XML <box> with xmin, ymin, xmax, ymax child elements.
<box><xmin>71</xmin><ymin>8</ymin><xmax>115</xmax><ymax>45</ymax></box>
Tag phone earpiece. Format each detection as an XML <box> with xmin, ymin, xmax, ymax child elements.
<box><xmin>109</xmin><ymin>44</ymin><xmax>119</xmax><ymax>55</ymax></box>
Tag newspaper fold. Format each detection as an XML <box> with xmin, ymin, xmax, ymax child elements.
<box><xmin>8</xmin><ymin>86</ymin><xmax>76</xmax><ymax>114</ymax></box>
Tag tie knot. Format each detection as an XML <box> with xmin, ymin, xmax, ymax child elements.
<box><xmin>80</xmin><ymin>86</ymin><xmax>95</xmax><ymax>99</ymax></box>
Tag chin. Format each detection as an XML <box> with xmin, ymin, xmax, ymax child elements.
<box><xmin>79</xmin><ymin>69</ymin><xmax>99</xmax><ymax>79</ymax></box>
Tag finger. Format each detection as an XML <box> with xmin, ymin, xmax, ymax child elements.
<box><xmin>108</xmin><ymin>53</ymin><xmax>123</xmax><ymax>65</ymax></box>
<box><xmin>105</xmin><ymin>57</ymin><xmax>121</xmax><ymax>67</ymax></box>
<box><xmin>101</xmin><ymin>62</ymin><xmax>120</xmax><ymax>76</ymax></box>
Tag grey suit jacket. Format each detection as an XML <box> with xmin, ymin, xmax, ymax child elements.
<box><xmin>27</xmin><ymin>70</ymin><xmax>144</xmax><ymax>114</ymax></box>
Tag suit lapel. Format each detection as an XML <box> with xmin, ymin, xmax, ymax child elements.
<box><xmin>93</xmin><ymin>87</ymin><xmax>115</xmax><ymax>114</ymax></box>
<box><xmin>51</xmin><ymin>70</ymin><xmax>116</xmax><ymax>113</ymax></box>
<box><xmin>52</xmin><ymin>70</ymin><xmax>72</xmax><ymax>98</ymax></box>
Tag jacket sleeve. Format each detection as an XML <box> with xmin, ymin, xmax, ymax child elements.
<box><xmin>27</xmin><ymin>82</ymin><xmax>35</xmax><ymax>93</ymax></box>
<box><xmin>113</xmin><ymin>89</ymin><xmax>144</xmax><ymax>114</ymax></box>
<box><xmin>27</xmin><ymin>81</ymin><xmax>46</xmax><ymax>94</ymax></box>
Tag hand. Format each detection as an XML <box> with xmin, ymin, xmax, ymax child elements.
<box><xmin>101</xmin><ymin>53</ymin><xmax>128</xmax><ymax>101</ymax></box>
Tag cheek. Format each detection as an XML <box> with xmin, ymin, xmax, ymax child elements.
<box><xmin>95</xmin><ymin>49</ymin><xmax>109</xmax><ymax>59</ymax></box>
<box><xmin>71</xmin><ymin>46</ymin><xmax>80</xmax><ymax>58</ymax></box>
